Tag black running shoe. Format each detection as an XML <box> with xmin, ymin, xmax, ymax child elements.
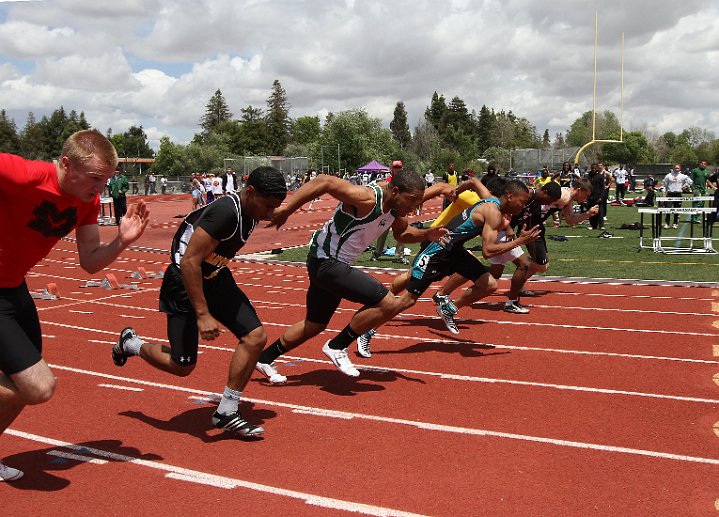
<box><xmin>212</xmin><ymin>411</ymin><xmax>265</xmax><ymax>437</ymax></box>
<box><xmin>112</xmin><ymin>327</ymin><xmax>137</xmax><ymax>367</ymax></box>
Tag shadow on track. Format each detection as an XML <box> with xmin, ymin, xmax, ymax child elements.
<box><xmin>251</xmin><ymin>366</ymin><xmax>424</xmax><ymax>396</ymax></box>
<box><xmin>119</xmin><ymin>402</ymin><xmax>276</xmax><ymax>443</ymax></box>
<box><xmin>2</xmin><ymin>440</ymin><xmax>163</xmax><ymax>491</ymax></box>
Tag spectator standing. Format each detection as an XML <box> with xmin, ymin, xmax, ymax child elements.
<box><xmin>662</xmin><ymin>164</ymin><xmax>693</xmax><ymax>228</ymax></box>
<box><xmin>130</xmin><ymin>174</ymin><xmax>139</xmax><ymax>195</ymax></box>
<box><xmin>108</xmin><ymin>168</ymin><xmax>129</xmax><ymax>225</ymax></box>
<box><xmin>148</xmin><ymin>173</ymin><xmax>156</xmax><ymax>194</ymax></box>
<box><xmin>223</xmin><ymin>167</ymin><xmax>237</xmax><ymax>195</ymax></box>
<box><xmin>613</xmin><ymin>164</ymin><xmax>628</xmax><ymax>205</ymax></box>
<box><xmin>143</xmin><ymin>174</ymin><xmax>150</xmax><ymax>195</ymax></box>
<box><xmin>160</xmin><ymin>176</ymin><xmax>168</xmax><ymax>195</ymax></box>
<box><xmin>441</xmin><ymin>162</ymin><xmax>459</xmax><ymax>209</ymax></box>
<box><xmin>424</xmin><ymin>169</ymin><xmax>435</xmax><ymax>187</ymax></box>
<box><xmin>707</xmin><ymin>167</ymin><xmax>719</xmax><ymax>226</ymax></box>
<box><xmin>690</xmin><ymin>160</ymin><xmax>711</xmax><ymax>223</ymax></box>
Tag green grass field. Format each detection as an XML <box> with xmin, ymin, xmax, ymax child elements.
<box><xmin>270</xmin><ymin>203</ymin><xmax>718</xmax><ymax>283</ymax></box>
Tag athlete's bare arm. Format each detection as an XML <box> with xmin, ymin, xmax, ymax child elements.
<box><xmin>179</xmin><ymin>227</ymin><xmax>222</xmax><ymax>342</ymax></box>
<box><xmin>76</xmin><ymin>200</ymin><xmax>150</xmax><ymax>273</ymax></box>
<box><xmin>391</xmin><ymin>217</ymin><xmax>449</xmax><ymax>244</ymax></box>
<box><xmin>269</xmin><ymin>176</ymin><xmax>376</xmax><ymax>229</ymax></box>
<box><xmin>562</xmin><ymin>202</ymin><xmax>598</xmax><ymax>226</ymax></box>
<box><xmin>456</xmin><ymin>177</ymin><xmax>493</xmax><ymax>199</ymax></box>
<box><xmin>476</xmin><ymin>205</ymin><xmax>540</xmax><ymax>258</ymax></box>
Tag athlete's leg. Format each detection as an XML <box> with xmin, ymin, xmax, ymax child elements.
<box><xmin>454</xmin><ymin>272</ymin><xmax>497</xmax><ymax>310</ymax></box>
<box><xmin>436</xmin><ymin>273</ymin><xmax>469</xmax><ymax>297</ymax></box>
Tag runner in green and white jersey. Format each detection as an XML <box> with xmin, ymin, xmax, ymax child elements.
<box><xmin>255</xmin><ymin>170</ymin><xmax>452</xmax><ymax>380</ymax></box>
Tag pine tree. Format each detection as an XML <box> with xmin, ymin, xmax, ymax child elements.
<box><xmin>542</xmin><ymin>129</ymin><xmax>551</xmax><ymax>148</ymax></box>
<box><xmin>390</xmin><ymin>101</ymin><xmax>411</xmax><ymax>148</ymax></box>
<box><xmin>265</xmin><ymin>80</ymin><xmax>292</xmax><ymax>155</ymax></box>
<box><xmin>0</xmin><ymin>110</ymin><xmax>21</xmax><ymax>154</ymax></box>
<box><xmin>20</xmin><ymin>112</ymin><xmax>46</xmax><ymax>159</ymax></box>
<box><xmin>200</xmin><ymin>89</ymin><xmax>233</xmax><ymax>135</ymax></box>
<box><xmin>424</xmin><ymin>92</ymin><xmax>448</xmax><ymax>132</ymax></box>
<box><xmin>476</xmin><ymin>105</ymin><xmax>496</xmax><ymax>154</ymax></box>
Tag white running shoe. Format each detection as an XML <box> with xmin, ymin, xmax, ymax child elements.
<box><xmin>435</xmin><ymin>303</ymin><xmax>460</xmax><ymax>335</ymax></box>
<box><xmin>322</xmin><ymin>341</ymin><xmax>360</xmax><ymax>377</ymax></box>
<box><xmin>357</xmin><ymin>329</ymin><xmax>375</xmax><ymax>358</ymax></box>
<box><xmin>504</xmin><ymin>300</ymin><xmax>530</xmax><ymax>314</ymax></box>
<box><xmin>0</xmin><ymin>461</ymin><xmax>23</xmax><ymax>482</ymax></box>
<box><xmin>255</xmin><ymin>362</ymin><xmax>287</xmax><ymax>385</ymax></box>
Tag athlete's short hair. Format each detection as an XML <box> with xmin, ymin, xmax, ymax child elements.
<box><xmin>485</xmin><ymin>176</ymin><xmax>507</xmax><ymax>197</ymax></box>
<box><xmin>61</xmin><ymin>130</ymin><xmax>118</xmax><ymax>169</ymax></box>
<box><xmin>573</xmin><ymin>178</ymin><xmax>592</xmax><ymax>192</ymax></box>
<box><xmin>391</xmin><ymin>169</ymin><xmax>425</xmax><ymax>194</ymax></box>
<box><xmin>540</xmin><ymin>181</ymin><xmax>562</xmax><ymax>201</ymax></box>
<box><xmin>247</xmin><ymin>166</ymin><xmax>288</xmax><ymax>200</ymax></box>
<box><xmin>503</xmin><ymin>179</ymin><xmax>529</xmax><ymax>196</ymax></box>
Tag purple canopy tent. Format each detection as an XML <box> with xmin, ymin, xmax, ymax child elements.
<box><xmin>355</xmin><ymin>160</ymin><xmax>390</xmax><ymax>173</ymax></box>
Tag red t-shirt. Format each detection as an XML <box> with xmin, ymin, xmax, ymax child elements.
<box><xmin>0</xmin><ymin>154</ymin><xmax>99</xmax><ymax>287</ymax></box>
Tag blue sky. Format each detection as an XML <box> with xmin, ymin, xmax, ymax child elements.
<box><xmin>1</xmin><ymin>0</ymin><xmax>718</xmax><ymax>149</ymax></box>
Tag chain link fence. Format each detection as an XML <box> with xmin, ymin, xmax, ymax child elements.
<box><xmin>511</xmin><ymin>147</ymin><xmax>587</xmax><ymax>172</ymax></box>
<box><xmin>224</xmin><ymin>156</ymin><xmax>310</xmax><ymax>178</ymax></box>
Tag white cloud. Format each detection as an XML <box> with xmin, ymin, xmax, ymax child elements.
<box><xmin>0</xmin><ymin>0</ymin><xmax>717</xmax><ymax>146</ymax></box>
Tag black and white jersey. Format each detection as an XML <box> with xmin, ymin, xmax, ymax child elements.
<box><xmin>170</xmin><ymin>192</ymin><xmax>256</xmax><ymax>279</ymax></box>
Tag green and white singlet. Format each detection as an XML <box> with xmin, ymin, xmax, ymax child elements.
<box><xmin>309</xmin><ymin>184</ymin><xmax>395</xmax><ymax>264</ymax></box>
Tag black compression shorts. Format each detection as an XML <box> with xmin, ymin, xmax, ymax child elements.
<box><xmin>406</xmin><ymin>246</ymin><xmax>488</xmax><ymax>296</ymax></box>
<box><xmin>0</xmin><ymin>282</ymin><xmax>43</xmax><ymax>375</ymax></box>
<box><xmin>305</xmin><ymin>256</ymin><xmax>389</xmax><ymax>325</ymax></box>
<box><xmin>159</xmin><ymin>264</ymin><xmax>261</xmax><ymax>366</ymax></box>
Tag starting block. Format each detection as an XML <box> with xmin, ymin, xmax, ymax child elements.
<box><xmin>81</xmin><ymin>273</ymin><xmax>139</xmax><ymax>290</ymax></box>
<box><xmin>31</xmin><ymin>283</ymin><xmax>61</xmax><ymax>300</ymax></box>
<box><xmin>127</xmin><ymin>265</ymin><xmax>165</xmax><ymax>279</ymax></box>
<box><xmin>127</xmin><ymin>267</ymin><xmax>148</xmax><ymax>279</ymax></box>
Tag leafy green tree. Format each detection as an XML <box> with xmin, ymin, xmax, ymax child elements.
<box><xmin>292</xmin><ymin>115</ymin><xmax>321</xmax><ymax>146</ymax></box>
<box><xmin>200</xmin><ymin>89</ymin><xmax>233</xmax><ymax>136</ymax></box>
<box><xmin>390</xmin><ymin>101</ymin><xmax>411</xmax><ymax>149</ymax></box>
<box><xmin>482</xmin><ymin>146</ymin><xmax>511</xmax><ymax>172</ymax></box>
<box><xmin>153</xmin><ymin>136</ymin><xmax>190</xmax><ymax>176</ymax></box>
<box><xmin>670</xmin><ymin>141</ymin><xmax>698</xmax><ymax>165</ymax></box>
<box><xmin>319</xmin><ymin>108</ymin><xmax>399</xmax><ymax>171</ymax></box>
<box><xmin>265</xmin><ymin>80</ymin><xmax>292</xmax><ymax>155</ymax></box>
<box><xmin>0</xmin><ymin>110</ymin><xmax>21</xmax><ymax>154</ymax></box>
<box><xmin>602</xmin><ymin>131</ymin><xmax>655</xmax><ymax>165</ymax></box>
<box><xmin>237</xmin><ymin>106</ymin><xmax>269</xmax><ymax>155</ymax></box>
<box><xmin>566</xmin><ymin>110</ymin><xmax>621</xmax><ymax>146</ymax></box>
<box><xmin>411</xmin><ymin>120</ymin><xmax>441</xmax><ymax>163</ymax></box>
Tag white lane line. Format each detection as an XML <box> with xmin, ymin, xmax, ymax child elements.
<box><xmin>118</xmin><ymin>314</ymin><xmax>145</xmax><ymax>319</ymax></box>
<box><xmin>40</xmin><ymin>321</ymin><xmax>717</xmax><ymax>401</ymax></box>
<box><xmin>98</xmin><ymin>383</ymin><xmax>144</xmax><ymax>392</ymax></box>
<box><xmin>23</xmin><ymin>368</ymin><xmax>719</xmax><ymax>467</ymax></box>
<box><xmin>9</xmin><ymin>430</ymin><xmax>426</xmax><ymax>517</ymax></box>
<box><xmin>47</xmin><ymin>450</ymin><xmax>108</xmax><ymax>465</ymax></box>
<box><xmin>69</xmin><ymin>310</ymin><xmax>93</xmax><ymax>314</ymax></box>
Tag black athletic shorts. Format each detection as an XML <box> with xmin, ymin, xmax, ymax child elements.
<box><xmin>0</xmin><ymin>282</ymin><xmax>43</xmax><ymax>375</ymax></box>
<box><xmin>305</xmin><ymin>256</ymin><xmax>389</xmax><ymax>325</ymax></box>
<box><xmin>525</xmin><ymin>234</ymin><xmax>549</xmax><ymax>266</ymax></box>
<box><xmin>159</xmin><ymin>264</ymin><xmax>261</xmax><ymax>366</ymax></box>
<box><xmin>406</xmin><ymin>245</ymin><xmax>488</xmax><ymax>296</ymax></box>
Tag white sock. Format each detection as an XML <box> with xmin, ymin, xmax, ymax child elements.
<box><xmin>217</xmin><ymin>386</ymin><xmax>242</xmax><ymax>415</ymax></box>
<box><xmin>124</xmin><ymin>336</ymin><xmax>144</xmax><ymax>356</ymax></box>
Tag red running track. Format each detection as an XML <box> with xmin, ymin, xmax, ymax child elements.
<box><xmin>3</xmin><ymin>197</ymin><xmax>719</xmax><ymax>516</ymax></box>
